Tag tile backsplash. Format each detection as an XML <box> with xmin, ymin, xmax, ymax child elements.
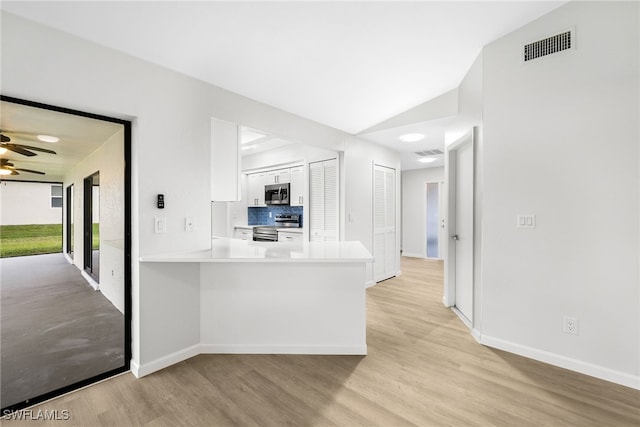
<box><xmin>248</xmin><ymin>206</ymin><xmax>303</xmax><ymax>226</ymax></box>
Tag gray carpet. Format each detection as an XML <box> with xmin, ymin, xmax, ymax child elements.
<box><xmin>1</xmin><ymin>253</ymin><xmax>124</xmax><ymax>409</ymax></box>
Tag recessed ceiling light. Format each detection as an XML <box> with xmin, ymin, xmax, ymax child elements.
<box><xmin>0</xmin><ymin>168</ymin><xmax>12</xmax><ymax>175</ymax></box>
<box><xmin>0</xmin><ymin>147</ymin><xmax>7</xmax><ymax>155</ymax></box>
<box><xmin>418</xmin><ymin>157</ymin><xmax>437</xmax><ymax>163</ymax></box>
<box><xmin>399</xmin><ymin>133</ymin><xmax>424</xmax><ymax>143</ymax></box>
<box><xmin>37</xmin><ymin>134</ymin><xmax>59</xmax><ymax>143</ymax></box>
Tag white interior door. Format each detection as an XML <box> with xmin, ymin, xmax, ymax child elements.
<box><xmin>374</xmin><ymin>164</ymin><xmax>396</xmax><ymax>282</ymax></box>
<box><xmin>454</xmin><ymin>141</ymin><xmax>474</xmax><ymax>322</ymax></box>
<box><xmin>444</xmin><ymin>129</ymin><xmax>475</xmax><ymax>326</ymax></box>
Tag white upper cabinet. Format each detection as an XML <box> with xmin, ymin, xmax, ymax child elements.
<box><xmin>211</xmin><ymin>117</ymin><xmax>240</xmax><ymax>201</ymax></box>
<box><xmin>266</xmin><ymin>168</ymin><xmax>291</xmax><ymax>184</ymax></box>
<box><xmin>248</xmin><ymin>172</ymin><xmax>267</xmax><ymax>206</ymax></box>
<box><xmin>289</xmin><ymin>166</ymin><xmax>304</xmax><ymax>206</ymax></box>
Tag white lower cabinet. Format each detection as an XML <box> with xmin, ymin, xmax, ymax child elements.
<box><xmin>233</xmin><ymin>227</ymin><xmax>253</xmax><ymax>241</ymax></box>
<box><xmin>278</xmin><ymin>231</ymin><xmax>303</xmax><ymax>243</ymax></box>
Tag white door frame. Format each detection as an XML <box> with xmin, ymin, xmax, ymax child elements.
<box><xmin>443</xmin><ymin>130</ymin><xmax>475</xmax><ymax>323</ymax></box>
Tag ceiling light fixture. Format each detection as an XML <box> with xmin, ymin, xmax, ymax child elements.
<box><xmin>0</xmin><ymin>168</ymin><xmax>12</xmax><ymax>175</ymax></box>
<box><xmin>418</xmin><ymin>157</ymin><xmax>437</xmax><ymax>164</ymax></box>
<box><xmin>399</xmin><ymin>133</ymin><xmax>424</xmax><ymax>143</ymax></box>
<box><xmin>0</xmin><ymin>147</ymin><xmax>7</xmax><ymax>155</ymax></box>
<box><xmin>37</xmin><ymin>134</ymin><xmax>59</xmax><ymax>143</ymax></box>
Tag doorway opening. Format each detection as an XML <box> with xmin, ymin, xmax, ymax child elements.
<box><xmin>83</xmin><ymin>171</ymin><xmax>100</xmax><ymax>281</ymax></box>
<box><xmin>425</xmin><ymin>181</ymin><xmax>444</xmax><ymax>259</ymax></box>
<box><xmin>66</xmin><ymin>184</ymin><xmax>74</xmax><ymax>259</ymax></box>
<box><xmin>0</xmin><ymin>95</ymin><xmax>131</xmax><ymax>413</ymax></box>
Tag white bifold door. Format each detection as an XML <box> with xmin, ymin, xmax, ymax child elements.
<box><xmin>374</xmin><ymin>164</ymin><xmax>397</xmax><ymax>282</ymax></box>
<box><xmin>309</xmin><ymin>158</ymin><xmax>338</xmax><ymax>242</ymax></box>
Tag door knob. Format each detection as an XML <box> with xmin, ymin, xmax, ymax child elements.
<box><xmin>452</xmin><ymin>235</ymin><xmax>459</xmax><ymax>240</ymax></box>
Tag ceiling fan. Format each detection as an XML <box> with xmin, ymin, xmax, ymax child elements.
<box><xmin>0</xmin><ymin>159</ymin><xmax>46</xmax><ymax>176</ymax></box>
<box><xmin>0</xmin><ymin>133</ymin><xmax>57</xmax><ymax>157</ymax></box>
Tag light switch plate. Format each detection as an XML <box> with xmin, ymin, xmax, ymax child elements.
<box><xmin>517</xmin><ymin>214</ymin><xmax>536</xmax><ymax>229</ymax></box>
<box><xmin>154</xmin><ymin>217</ymin><xmax>167</xmax><ymax>233</ymax></box>
<box><xmin>185</xmin><ymin>217</ymin><xmax>194</xmax><ymax>232</ymax></box>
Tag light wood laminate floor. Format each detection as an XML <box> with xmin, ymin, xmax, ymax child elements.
<box><xmin>3</xmin><ymin>257</ymin><xmax>639</xmax><ymax>426</ymax></box>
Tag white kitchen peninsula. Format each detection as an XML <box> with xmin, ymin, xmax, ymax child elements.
<box><xmin>136</xmin><ymin>238</ymin><xmax>372</xmax><ymax>377</ymax></box>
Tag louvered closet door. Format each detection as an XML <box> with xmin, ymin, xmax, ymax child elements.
<box><xmin>374</xmin><ymin>164</ymin><xmax>396</xmax><ymax>282</ymax></box>
<box><xmin>309</xmin><ymin>162</ymin><xmax>324</xmax><ymax>242</ymax></box>
<box><xmin>322</xmin><ymin>159</ymin><xmax>338</xmax><ymax>242</ymax></box>
<box><xmin>309</xmin><ymin>159</ymin><xmax>339</xmax><ymax>242</ymax></box>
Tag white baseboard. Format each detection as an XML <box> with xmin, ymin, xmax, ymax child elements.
<box><xmin>81</xmin><ymin>271</ymin><xmax>99</xmax><ymax>291</ymax></box>
<box><xmin>63</xmin><ymin>253</ymin><xmax>74</xmax><ymax>265</ymax></box>
<box><xmin>131</xmin><ymin>344</ymin><xmax>201</xmax><ymax>378</ymax></box>
<box><xmin>129</xmin><ymin>360</ymin><xmax>140</xmax><ymax>377</ymax></box>
<box><xmin>365</xmin><ymin>280</ymin><xmax>376</xmax><ymax>288</ymax></box>
<box><xmin>401</xmin><ymin>252</ymin><xmax>424</xmax><ymax>258</ymax></box>
<box><xmin>480</xmin><ymin>334</ymin><xmax>640</xmax><ymax>390</ymax></box>
<box><xmin>200</xmin><ymin>344</ymin><xmax>367</xmax><ymax>355</ymax></box>
<box><xmin>131</xmin><ymin>343</ymin><xmax>366</xmax><ymax>378</ymax></box>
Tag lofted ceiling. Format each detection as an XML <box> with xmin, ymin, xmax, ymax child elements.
<box><xmin>1</xmin><ymin>1</ymin><xmax>565</xmax><ymax>170</ymax></box>
<box><xmin>0</xmin><ymin>101</ymin><xmax>122</xmax><ymax>182</ymax></box>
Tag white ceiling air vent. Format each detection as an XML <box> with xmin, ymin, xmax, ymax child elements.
<box><xmin>523</xmin><ymin>29</ymin><xmax>574</xmax><ymax>62</ymax></box>
<box><xmin>414</xmin><ymin>149</ymin><xmax>443</xmax><ymax>156</ymax></box>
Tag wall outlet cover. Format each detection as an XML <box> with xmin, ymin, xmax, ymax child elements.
<box><xmin>563</xmin><ymin>316</ymin><xmax>578</xmax><ymax>335</ymax></box>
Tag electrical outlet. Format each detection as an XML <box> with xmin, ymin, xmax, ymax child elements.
<box><xmin>563</xmin><ymin>316</ymin><xmax>578</xmax><ymax>335</ymax></box>
<box><xmin>517</xmin><ymin>214</ymin><xmax>536</xmax><ymax>228</ymax></box>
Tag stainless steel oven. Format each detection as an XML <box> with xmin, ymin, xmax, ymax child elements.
<box><xmin>253</xmin><ymin>214</ymin><xmax>300</xmax><ymax>242</ymax></box>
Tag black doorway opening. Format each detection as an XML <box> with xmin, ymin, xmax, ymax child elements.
<box><xmin>0</xmin><ymin>95</ymin><xmax>132</xmax><ymax>414</ymax></box>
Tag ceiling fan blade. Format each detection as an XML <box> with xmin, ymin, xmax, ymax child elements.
<box><xmin>1</xmin><ymin>144</ymin><xmax>37</xmax><ymax>157</ymax></box>
<box><xmin>11</xmin><ymin>144</ymin><xmax>57</xmax><ymax>155</ymax></box>
<box><xmin>0</xmin><ymin>134</ymin><xmax>10</xmax><ymax>143</ymax></box>
<box><xmin>15</xmin><ymin>168</ymin><xmax>45</xmax><ymax>175</ymax></box>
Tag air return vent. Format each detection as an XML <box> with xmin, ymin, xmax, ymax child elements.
<box><xmin>523</xmin><ymin>29</ymin><xmax>573</xmax><ymax>62</ymax></box>
<box><xmin>415</xmin><ymin>149</ymin><xmax>443</xmax><ymax>156</ymax></box>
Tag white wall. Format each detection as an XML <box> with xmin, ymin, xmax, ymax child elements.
<box><xmin>242</xmin><ymin>142</ymin><xmax>339</xmax><ymax>172</ymax></box>
<box><xmin>401</xmin><ymin>167</ymin><xmax>444</xmax><ymax>258</ymax></box>
<box><xmin>63</xmin><ymin>127</ymin><xmax>125</xmax><ymax>313</ymax></box>
<box><xmin>481</xmin><ymin>1</ymin><xmax>639</xmax><ymax>387</ymax></box>
<box><xmin>0</xmin><ymin>181</ymin><xmax>63</xmax><ymax>225</ymax></box>
<box><xmin>344</xmin><ymin>137</ymin><xmax>401</xmax><ymax>284</ymax></box>
<box><xmin>1</xmin><ymin>11</ymin><xmax>392</xmax><ymax>370</ymax></box>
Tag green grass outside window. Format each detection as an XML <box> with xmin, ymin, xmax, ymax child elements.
<box><xmin>0</xmin><ymin>224</ymin><xmax>99</xmax><ymax>258</ymax></box>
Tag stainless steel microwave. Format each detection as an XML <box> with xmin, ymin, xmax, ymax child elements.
<box><xmin>265</xmin><ymin>183</ymin><xmax>290</xmax><ymax>205</ymax></box>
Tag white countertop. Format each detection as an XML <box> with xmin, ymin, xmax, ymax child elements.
<box><xmin>140</xmin><ymin>237</ymin><xmax>373</xmax><ymax>263</ymax></box>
